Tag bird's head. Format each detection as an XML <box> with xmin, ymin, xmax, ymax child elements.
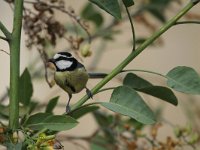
<box><xmin>47</xmin><ymin>52</ymin><xmax>78</xmax><ymax>71</ymax></box>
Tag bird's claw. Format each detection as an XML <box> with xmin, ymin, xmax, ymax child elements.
<box><xmin>66</xmin><ymin>105</ymin><xmax>71</xmax><ymax>113</ymax></box>
<box><xmin>86</xmin><ymin>87</ymin><xmax>93</xmax><ymax>99</ymax></box>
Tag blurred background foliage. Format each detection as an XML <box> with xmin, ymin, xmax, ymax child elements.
<box><xmin>0</xmin><ymin>0</ymin><xmax>200</xmax><ymax>149</ymax></box>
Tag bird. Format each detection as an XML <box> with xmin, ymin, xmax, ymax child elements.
<box><xmin>48</xmin><ymin>52</ymin><xmax>92</xmax><ymax>113</ymax></box>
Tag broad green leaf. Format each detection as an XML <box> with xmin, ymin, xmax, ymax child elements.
<box><xmin>25</xmin><ymin>113</ymin><xmax>78</xmax><ymax>131</ymax></box>
<box><xmin>28</xmin><ymin>101</ymin><xmax>38</xmax><ymax>114</ymax></box>
<box><xmin>101</xmin><ymin>29</ymin><xmax>121</xmax><ymax>41</ymax></box>
<box><xmin>123</xmin><ymin>73</ymin><xmax>152</xmax><ymax>89</ymax></box>
<box><xmin>122</xmin><ymin>0</ymin><xmax>134</xmax><ymax>7</ymax></box>
<box><xmin>25</xmin><ymin>113</ymin><xmax>52</xmax><ymax>129</ymax></box>
<box><xmin>91</xmin><ymin>143</ymin><xmax>107</xmax><ymax>150</ymax></box>
<box><xmin>126</xmin><ymin>118</ymin><xmax>144</xmax><ymax>130</ymax></box>
<box><xmin>81</xmin><ymin>3</ymin><xmax>104</xmax><ymax>27</ymax></box>
<box><xmin>6</xmin><ymin>142</ymin><xmax>22</xmax><ymax>150</ymax></box>
<box><xmin>89</xmin><ymin>0</ymin><xmax>121</xmax><ymax>19</ymax></box>
<box><xmin>135</xmin><ymin>38</ymin><xmax>147</xmax><ymax>45</ymax></box>
<box><xmin>93</xmin><ymin>111</ymin><xmax>114</xmax><ymax>127</ymax></box>
<box><xmin>41</xmin><ymin>115</ymin><xmax>78</xmax><ymax>131</ymax></box>
<box><xmin>138</xmin><ymin>86</ymin><xmax>178</xmax><ymax>105</ymax></box>
<box><xmin>101</xmin><ymin>86</ymin><xmax>156</xmax><ymax>124</ymax></box>
<box><xmin>166</xmin><ymin>66</ymin><xmax>200</xmax><ymax>94</ymax></box>
<box><xmin>90</xmin><ymin>134</ymin><xmax>116</xmax><ymax>150</ymax></box>
<box><xmin>93</xmin><ymin>111</ymin><xmax>115</xmax><ymax>143</ymax></box>
<box><xmin>123</xmin><ymin>73</ymin><xmax>178</xmax><ymax>105</ymax></box>
<box><xmin>19</xmin><ymin>68</ymin><xmax>33</xmax><ymax>105</ymax></box>
<box><xmin>144</xmin><ymin>0</ymin><xmax>171</xmax><ymax>22</ymax></box>
<box><xmin>69</xmin><ymin>105</ymin><xmax>99</xmax><ymax>119</ymax></box>
<box><xmin>146</xmin><ymin>8</ymin><xmax>166</xmax><ymax>22</ymax></box>
<box><xmin>192</xmin><ymin>0</ymin><xmax>200</xmax><ymax>4</ymax></box>
<box><xmin>45</xmin><ymin>96</ymin><xmax>59</xmax><ymax>113</ymax></box>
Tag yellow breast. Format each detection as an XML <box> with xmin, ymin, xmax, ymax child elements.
<box><xmin>54</xmin><ymin>68</ymin><xmax>89</xmax><ymax>94</ymax></box>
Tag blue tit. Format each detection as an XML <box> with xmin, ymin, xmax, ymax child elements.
<box><xmin>48</xmin><ymin>52</ymin><xmax>91</xmax><ymax>112</ymax></box>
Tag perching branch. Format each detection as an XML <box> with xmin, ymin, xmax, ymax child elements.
<box><xmin>71</xmin><ymin>1</ymin><xmax>198</xmax><ymax>111</ymax></box>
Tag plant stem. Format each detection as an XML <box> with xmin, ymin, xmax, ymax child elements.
<box><xmin>0</xmin><ymin>21</ymin><xmax>12</xmax><ymax>40</ymax></box>
<box><xmin>122</xmin><ymin>69</ymin><xmax>167</xmax><ymax>79</ymax></box>
<box><xmin>125</xmin><ymin>6</ymin><xmax>136</xmax><ymax>51</ymax></box>
<box><xmin>71</xmin><ymin>1</ymin><xmax>197</xmax><ymax>111</ymax></box>
<box><xmin>174</xmin><ymin>21</ymin><xmax>200</xmax><ymax>25</ymax></box>
<box><xmin>9</xmin><ymin>0</ymin><xmax>24</xmax><ymax>129</ymax></box>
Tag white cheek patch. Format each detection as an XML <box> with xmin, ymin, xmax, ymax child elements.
<box><xmin>55</xmin><ymin>60</ymin><xmax>73</xmax><ymax>70</ymax></box>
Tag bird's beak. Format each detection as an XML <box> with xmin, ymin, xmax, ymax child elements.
<box><xmin>46</xmin><ymin>58</ymin><xmax>56</xmax><ymax>70</ymax></box>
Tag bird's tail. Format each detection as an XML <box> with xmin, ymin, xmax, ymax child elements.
<box><xmin>88</xmin><ymin>73</ymin><xmax>107</xmax><ymax>79</ymax></box>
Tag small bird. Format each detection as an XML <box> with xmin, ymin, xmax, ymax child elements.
<box><xmin>48</xmin><ymin>52</ymin><xmax>92</xmax><ymax>112</ymax></box>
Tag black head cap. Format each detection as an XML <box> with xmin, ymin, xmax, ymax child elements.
<box><xmin>49</xmin><ymin>52</ymin><xmax>78</xmax><ymax>72</ymax></box>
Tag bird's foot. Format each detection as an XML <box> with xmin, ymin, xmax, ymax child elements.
<box><xmin>86</xmin><ymin>87</ymin><xmax>93</xmax><ymax>99</ymax></box>
<box><xmin>66</xmin><ymin>104</ymin><xmax>71</xmax><ymax>113</ymax></box>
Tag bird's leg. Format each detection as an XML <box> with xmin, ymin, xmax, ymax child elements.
<box><xmin>66</xmin><ymin>94</ymin><xmax>72</xmax><ymax>113</ymax></box>
<box><xmin>85</xmin><ymin>87</ymin><xmax>93</xmax><ymax>99</ymax></box>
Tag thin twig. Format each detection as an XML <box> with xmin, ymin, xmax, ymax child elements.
<box><xmin>37</xmin><ymin>49</ymin><xmax>52</xmax><ymax>88</ymax></box>
<box><xmin>174</xmin><ymin>20</ymin><xmax>200</xmax><ymax>25</ymax></box>
<box><xmin>0</xmin><ymin>36</ymin><xmax>9</xmax><ymax>42</ymax></box>
<box><xmin>50</xmin><ymin>5</ymin><xmax>92</xmax><ymax>43</ymax></box>
<box><xmin>124</xmin><ymin>6</ymin><xmax>136</xmax><ymax>51</ymax></box>
<box><xmin>0</xmin><ymin>49</ymin><xmax>10</xmax><ymax>55</ymax></box>
<box><xmin>24</xmin><ymin>0</ymin><xmax>92</xmax><ymax>43</ymax></box>
<box><xmin>0</xmin><ymin>21</ymin><xmax>12</xmax><ymax>40</ymax></box>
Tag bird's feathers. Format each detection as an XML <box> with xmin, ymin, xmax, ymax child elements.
<box><xmin>55</xmin><ymin>60</ymin><xmax>73</xmax><ymax>70</ymax></box>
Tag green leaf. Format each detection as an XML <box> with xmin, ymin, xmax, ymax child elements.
<box><xmin>89</xmin><ymin>0</ymin><xmax>121</xmax><ymax>19</ymax></box>
<box><xmin>45</xmin><ymin>96</ymin><xmax>59</xmax><ymax>114</ymax></box>
<box><xmin>101</xmin><ymin>86</ymin><xmax>156</xmax><ymax>124</ymax></box>
<box><xmin>25</xmin><ymin>113</ymin><xmax>78</xmax><ymax>131</ymax></box>
<box><xmin>6</xmin><ymin>142</ymin><xmax>22</xmax><ymax>150</ymax></box>
<box><xmin>81</xmin><ymin>3</ymin><xmax>104</xmax><ymax>27</ymax></box>
<box><xmin>122</xmin><ymin>0</ymin><xmax>134</xmax><ymax>7</ymax></box>
<box><xmin>90</xmin><ymin>135</ymin><xmax>110</xmax><ymax>150</ymax></box>
<box><xmin>191</xmin><ymin>0</ymin><xmax>200</xmax><ymax>4</ymax></box>
<box><xmin>123</xmin><ymin>73</ymin><xmax>153</xmax><ymax>89</ymax></box>
<box><xmin>135</xmin><ymin>38</ymin><xmax>147</xmax><ymax>45</ymax></box>
<box><xmin>126</xmin><ymin>118</ymin><xmax>144</xmax><ymax>130</ymax></box>
<box><xmin>91</xmin><ymin>143</ymin><xmax>107</xmax><ymax>150</ymax></box>
<box><xmin>93</xmin><ymin>111</ymin><xmax>116</xmax><ymax>143</ymax></box>
<box><xmin>70</xmin><ymin>105</ymin><xmax>99</xmax><ymax>119</ymax></box>
<box><xmin>123</xmin><ymin>73</ymin><xmax>178</xmax><ymax>105</ymax></box>
<box><xmin>93</xmin><ymin>111</ymin><xmax>114</xmax><ymax>127</ymax></box>
<box><xmin>138</xmin><ymin>86</ymin><xmax>178</xmax><ymax>105</ymax></box>
<box><xmin>28</xmin><ymin>101</ymin><xmax>38</xmax><ymax>114</ymax></box>
<box><xmin>19</xmin><ymin>68</ymin><xmax>33</xmax><ymax>105</ymax></box>
<box><xmin>41</xmin><ymin>115</ymin><xmax>78</xmax><ymax>131</ymax></box>
<box><xmin>25</xmin><ymin>113</ymin><xmax>52</xmax><ymax>129</ymax></box>
<box><xmin>144</xmin><ymin>0</ymin><xmax>172</xmax><ymax>22</ymax></box>
<box><xmin>147</xmin><ymin>8</ymin><xmax>166</xmax><ymax>22</ymax></box>
<box><xmin>166</xmin><ymin>66</ymin><xmax>200</xmax><ymax>94</ymax></box>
